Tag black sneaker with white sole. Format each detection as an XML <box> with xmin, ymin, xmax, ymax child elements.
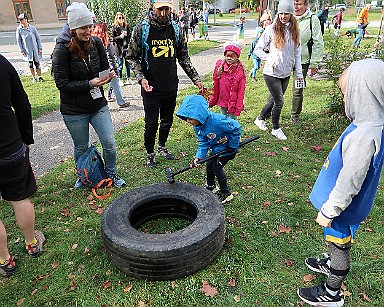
<box><xmin>147</xmin><ymin>153</ymin><xmax>157</xmax><ymax>168</ymax></box>
<box><xmin>157</xmin><ymin>146</ymin><xmax>174</xmax><ymax>160</ymax></box>
<box><xmin>297</xmin><ymin>281</ymin><xmax>344</xmax><ymax>307</ymax></box>
<box><xmin>305</xmin><ymin>253</ymin><xmax>331</xmax><ymax>276</ymax></box>
<box><xmin>217</xmin><ymin>191</ymin><xmax>234</xmax><ymax>204</ymax></box>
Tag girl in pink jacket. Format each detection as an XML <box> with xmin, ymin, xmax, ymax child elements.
<box><xmin>209</xmin><ymin>42</ymin><xmax>246</xmax><ymax>120</ymax></box>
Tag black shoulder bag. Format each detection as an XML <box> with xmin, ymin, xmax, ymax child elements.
<box><xmin>307</xmin><ymin>15</ymin><xmax>314</xmax><ymax>59</ymax></box>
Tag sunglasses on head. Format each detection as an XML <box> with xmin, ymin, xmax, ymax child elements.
<box><xmin>118</xmin><ymin>16</ymin><xmax>124</xmax><ymax>20</ymax></box>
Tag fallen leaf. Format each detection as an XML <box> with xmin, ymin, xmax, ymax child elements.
<box><xmin>42</xmin><ymin>284</ymin><xmax>49</xmax><ymax>291</ymax></box>
<box><xmin>84</xmin><ymin>247</ymin><xmax>90</xmax><ymax>254</ymax></box>
<box><xmin>229</xmin><ymin>278</ymin><xmax>236</xmax><ymax>287</ymax></box>
<box><xmin>234</xmin><ymin>295</ymin><xmax>240</xmax><ymax>302</ymax></box>
<box><xmin>95</xmin><ymin>207</ymin><xmax>104</xmax><ymax>215</ymax></box>
<box><xmin>31</xmin><ymin>289</ymin><xmax>38</xmax><ymax>296</ymax></box>
<box><xmin>170</xmin><ymin>281</ymin><xmax>178</xmax><ymax>288</ymax></box>
<box><xmin>303</xmin><ymin>274</ymin><xmax>316</xmax><ymax>282</ymax></box>
<box><xmin>138</xmin><ymin>301</ymin><xmax>147</xmax><ymax>307</ymax></box>
<box><xmin>359</xmin><ymin>292</ymin><xmax>371</xmax><ymax>302</ymax></box>
<box><xmin>265</xmin><ymin>151</ymin><xmax>276</xmax><ymax>157</ymax></box>
<box><xmin>52</xmin><ymin>262</ymin><xmax>59</xmax><ymax>269</ymax></box>
<box><xmin>228</xmin><ymin>217</ymin><xmax>236</xmax><ymax>224</ymax></box>
<box><xmin>311</xmin><ymin>145</ymin><xmax>322</xmax><ymax>151</ymax></box>
<box><xmin>123</xmin><ymin>284</ymin><xmax>133</xmax><ymax>292</ymax></box>
<box><xmin>284</xmin><ymin>259</ymin><xmax>294</xmax><ymax>266</ymax></box>
<box><xmin>87</xmin><ymin>195</ymin><xmax>94</xmax><ymax>201</ymax></box>
<box><xmin>262</xmin><ymin>201</ymin><xmax>271</xmax><ymax>207</ymax></box>
<box><xmin>101</xmin><ymin>280</ymin><xmax>111</xmax><ymax>289</ymax></box>
<box><xmin>71</xmin><ymin>244</ymin><xmax>78</xmax><ymax>252</ymax></box>
<box><xmin>365</xmin><ymin>227</ymin><xmax>374</xmax><ymax>232</ymax></box>
<box><xmin>262</xmin><ymin>220</ymin><xmax>268</xmax><ymax>224</ymax></box>
<box><xmin>245</xmin><ymin>185</ymin><xmax>253</xmax><ymax>189</ymax></box>
<box><xmin>275</xmin><ymin>170</ymin><xmax>282</xmax><ymax>177</ymax></box>
<box><xmin>16</xmin><ymin>298</ymin><xmax>25</xmax><ymax>306</ymax></box>
<box><xmin>200</xmin><ymin>280</ymin><xmax>218</xmax><ymax>298</ymax></box>
<box><xmin>70</xmin><ymin>281</ymin><xmax>77</xmax><ymax>290</ymax></box>
<box><xmin>282</xmin><ymin>147</ymin><xmax>289</xmax><ymax>151</ymax></box>
<box><xmin>61</xmin><ymin>208</ymin><xmax>73</xmax><ymax>217</ymax></box>
<box><xmin>278</xmin><ymin>223</ymin><xmax>291</xmax><ymax>234</ymax></box>
<box><xmin>14</xmin><ymin>238</ymin><xmax>20</xmax><ymax>243</ymax></box>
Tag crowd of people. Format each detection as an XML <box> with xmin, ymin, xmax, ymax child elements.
<box><xmin>2</xmin><ymin>2</ymin><xmax>384</xmax><ymax>307</ymax></box>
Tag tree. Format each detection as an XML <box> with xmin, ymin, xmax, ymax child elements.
<box><xmin>87</xmin><ymin>0</ymin><xmax>148</xmax><ymax>28</ymax></box>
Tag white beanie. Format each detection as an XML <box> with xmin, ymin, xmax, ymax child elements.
<box><xmin>67</xmin><ymin>2</ymin><xmax>93</xmax><ymax>30</ymax></box>
<box><xmin>277</xmin><ymin>0</ymin><xmax>294</xmax><ymax>14</ymax></box>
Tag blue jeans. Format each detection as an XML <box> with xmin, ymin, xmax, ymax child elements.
<box><xmin>62</xmin><ymin>105</ymin><xmax>117</xmax><ymax>174</ymax></box>
<box><xmin>352</xmin><ymin>27</ymin><xmax>364</xmax><ymax>47</ymax></box>
<box><xmin>108</xmin><ymin>77</ymin><xmax>125</xmax><ymax>106</ymax></box>
<box><xmin>250</xmin><ymin>57</ymin><xmax>261</xmax><ymax>78</ymax></box>
<box><xmin>117</xmin><ymin>56</ymin><xmax>130</xmax><ymax>79</ymax></box>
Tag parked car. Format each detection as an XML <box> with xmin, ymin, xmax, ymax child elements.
<box><xmin>331</xmin><ymin>3</ymin><xmax>347</xmax><ymax>10</ymax></box>
<box><xmin>229</xmin><ymin>8</ymin><xmax>248</xmax><ymax>13</ymax></box>
<box><xmin>208</xmin><ymin>8</ymin><xmax>221</xmax><ymax>14</ymax></box>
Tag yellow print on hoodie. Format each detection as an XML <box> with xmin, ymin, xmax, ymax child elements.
<box><xmin>151</xmin><ymin>39</ymin><xmax>174</xmax><ymax>58</ymax></box>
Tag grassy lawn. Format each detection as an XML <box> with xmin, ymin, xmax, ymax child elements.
<box><xmin>1</xmin><ymin>39</ymin><xmax>383</xmax><ymax>306</ymax></box>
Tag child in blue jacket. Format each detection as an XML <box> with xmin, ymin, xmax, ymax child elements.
<box><xmin>297</xmin><ymin>59</ymin><xmax>384</xmax><ymax>306</ymax></box>
<box><xmin>177</xmin><ymin>94</ymin><xmax>242</xmax><ymax>204</ymax></box>
<box><xmin>247</xmin><ymin>26</ymin><xmax>264</xmax><ymax>80</ymax></box>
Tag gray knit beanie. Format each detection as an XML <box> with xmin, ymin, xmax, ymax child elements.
<box><xmin>67</xmin><ymin>2</ymin><xmax>93</xmax><ymax>30</ymax></box>
<box><xmin>277</xmin><ymin>0</ymin><xmax>294</xmax><ymax>14</ymax></box>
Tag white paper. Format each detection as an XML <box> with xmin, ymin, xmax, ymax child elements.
<box><xmin>99</xmin><ymin>69</ymin><xmax>109</xmax><ymax>79</ymax></box>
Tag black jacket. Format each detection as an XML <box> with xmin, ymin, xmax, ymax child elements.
<box><xmin>0</xmin><ymin>54</ymin><xmax>33</xmax><ymax>158</ymax></box>
<box><xmin>111</xmin><ymin>24</ymin><xmax>131</xmax><ymax>57</ymax></box>
<box><xmin>52</xmin><ymin>24</ymin><xmax>109</xmax><ymax>115</ymax></box>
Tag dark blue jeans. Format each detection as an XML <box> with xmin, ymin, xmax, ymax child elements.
<box><xmin>206</xmin><ymin>153</ymin><xmax>236</xmax><ymax>193</ymax></box>
<box><xmin>117</xmin><ymin>55</ymin><xmax>130</xmax><ymax>79</ymax></box>
<box><xmin>142</xmin><ymin>91</ymin><xmax>177</xmax><ymax>154</ymax></box>
<box><xmin>259</xmin><ymin>74</ymin><xmax>290</xmax><ymax>130</ymax></box>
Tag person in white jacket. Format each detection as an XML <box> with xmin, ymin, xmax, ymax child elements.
<box><xmin>253</xmin><ymin>0</ymin><xmax>303</xmax><ymax>140</ymax></box>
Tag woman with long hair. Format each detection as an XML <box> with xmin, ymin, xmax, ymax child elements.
<box><xmin>111</xmin><ymin>12</ymin><xmax>132</xmax><ymax>85</ymax></box>
<box><xmin>254</xmin><ymin>0</ymin><xmax>303</xmax><ymax>140</ymax></box>
<box><xmin>51</xmin><ymin>2</ymin><xmax>126</xmax><ymax>188</ymax></box>
<box><xmin>92</xmin><ymin>22</ymin><xmax>130</xmax><ymax>108</ymax></box>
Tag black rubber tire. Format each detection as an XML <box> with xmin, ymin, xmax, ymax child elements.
<box><xmin>101</xmin><ymin>182</ymin><xmax>225</xmax><ymax>280</ymax></box>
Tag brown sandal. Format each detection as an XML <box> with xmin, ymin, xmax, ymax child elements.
<box><xmin>118</xmin><ymin>102</ymin><xmax>130</xmax><ymax>108</ymax></box>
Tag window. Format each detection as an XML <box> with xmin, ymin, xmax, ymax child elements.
<box><xmin>56</xmin><ymin>0</ymin><xmax>71</xmax><ymax>18</ymax></box>
<box><xmin>13</xmin><ymin>0</ymin><xmax>33</xmax><ymax>21</ymax></box>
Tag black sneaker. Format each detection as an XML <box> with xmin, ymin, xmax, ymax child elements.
<box><xmin>0</xmin><ymin>257</ymin><xmax>16</xmax><ymax>277</ymax></box>
<box><xmin>297</xmin><ymin>282</ymin><xmax>344</xmax><ymax>307</ymax></box>
<box><xmin>205</xmin><ymin>184</ymin><xmax>219</xmax><ymax>193</ymax></box>
<box><xmin>305</xmin><ymin>253</ymin><xmax>331</xmax><ymax>276</ymax></box>
<box><xmin>147</xmin><ymin>153</ymin><xmax>157</xmax><ymax>168</ymax></box>
<box><xmin>217</xmin><ymin>191</ymin><xmax>234</xmax><ymax>204</ymax></box>
<box><xmin>291</xmin><ymin>116</ymin><xmax>300</xmax><ymax>125</ymax></box>
<box><xmin>157</xmin><ymin>146</ymin><xmax>174</xmax><ymax>160</ymax></box>
<box><xmin>38</xmin><ymin>76</ymin><xmax>44</xmax><ymax>82</ymax></box>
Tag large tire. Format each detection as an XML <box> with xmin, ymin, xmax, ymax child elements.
<box><xmin>101</xmin><ymin>182</ymin><xmax>225</xmax><ymax>280</ymax></box>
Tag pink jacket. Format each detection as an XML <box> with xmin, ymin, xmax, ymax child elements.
<box><xmin>209</xmin><ymin>60</ymin><xmax>246</xmax><ymax>116</ymax></box>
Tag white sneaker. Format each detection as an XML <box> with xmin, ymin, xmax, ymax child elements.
<box><xmin>254</xmin><ymin>118</ymin><xmax>268</xmax><ymax>131</ymax></box>
<box><xmin>271</xmin><ymin>128</ymin><xmax>287</xmax><ymax>140</ymax></box>
<box><xmin>118</xmin><ymin>80</ymin><xmax>124</xmax><ymax>87</ymax></box>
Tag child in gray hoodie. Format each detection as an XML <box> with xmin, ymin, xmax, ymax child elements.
<box><xmin>297</xmin><ymin>58</ymin><xmax>384</xmax><ymax>306</ymax></box>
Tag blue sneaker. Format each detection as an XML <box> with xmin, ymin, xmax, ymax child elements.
<box><xmin>74</xmin><ymin>179</ymin><xmax>84</xmax><ymax>188</ymax></box>
<box><xmin>107</xmin><ymin>173</ymin><xmax>126</xmax><ymax>188</ymax></box>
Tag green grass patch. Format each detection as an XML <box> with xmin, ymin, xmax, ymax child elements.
<box><xmin>0</xmin><ymin>44</ymin><xmax>383</xmax><ymax>307</ymax></box>
<box><xmin>187</xmin><ymin>40</ymin><xmax>220</xmax><ymax>55</ymax></box>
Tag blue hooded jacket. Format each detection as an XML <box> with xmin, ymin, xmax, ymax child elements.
<box><xmin>176</xmin><ymin>95</ymin><xmax>242</xmax><ymax>159</ymax></box>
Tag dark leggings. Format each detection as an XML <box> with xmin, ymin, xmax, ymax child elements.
<box><xmin>29</xmin><ymin>60</ymin><xmax>40</xmax><ymax>69</ymax></box>
<box><xmin>206</xmin><ymin>153</ymin><xmax>236</xmax><ymax>193</ymax></box>
<box><xmin>142</xmin><ymin>91</ymin><xmax>177</xmax><ymax>154</ymax></box>
<box><xmin>259</xmin><ymin>74</ymin><xmax>290</xmax><ymax>130</ymax></box>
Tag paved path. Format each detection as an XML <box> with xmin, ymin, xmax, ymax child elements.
<box><xmin>0</xmin><ymin>22</ymin><xmax>257</xmax><ymax>177</ymax></box>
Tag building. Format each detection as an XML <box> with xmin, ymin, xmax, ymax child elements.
<box><xmin>0</xmin><ymin>0</ymin><xmax>87</xmax><ymax>31</ymax></box>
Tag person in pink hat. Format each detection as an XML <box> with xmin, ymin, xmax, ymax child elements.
<box><xmin>208</xmin><ymin>41</ymin><xmax>246</xmax><ymax>120</ymax></box>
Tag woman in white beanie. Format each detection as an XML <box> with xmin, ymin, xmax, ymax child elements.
<box><xmin>51</xmin><ymin>2</ymin><xmax>126</xmax><ymax>188</ymax></box>
<box><xmin>253</xmin><ymin>0</ymin><xmax>303</xmax><ymax>140</ymax></box>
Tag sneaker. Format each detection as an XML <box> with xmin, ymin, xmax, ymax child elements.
<box><xmin>31</xmin><ymin>76</ymin><xmax>36</xmax><ymax>82</ymax></box>
<box><xmin>26</xmin><ymin>230</ymin><xmax>46</xmax><ymax>257</ymax></box>
<box><xmin>254</xmin><ymin>117</ymin><xmax>268</xmax><ymax>131</ymax></box>
<box><xmin>118</xmin><ymin>101</ymin><xmax>130</xmax><ymax>108</ymax></box>
<box><xmin>107</xmin><ymin>173</ymin><xmax>126</xmax><ymax>188</ymax></box>
<box><xmin>305</xmin><ymin>253</ymin><xmax>331</xmax><ymax>276</ymax></box>
<box><xmin>147</xmin><ymin>153</ymin><xmax>157</xmax><ymax>168</ymax></box>
<box><xmin>74</xmin><ymin>178</ymin><xmax>84</xmax><ymax>189</ymax></box>
<box><xmin>38</xmin><ymin>76</ymin><xmax>44</xmax><ymax>82</ymax></box>
<box><xmin>217</xmin><ymin>191</ymin><xmax>234</xmax><ymax>204</ymax></box>
<box><xmin>0</xmin><ymin>257</ymin><xmax>16</xmax><ymax>277</ymax></box>
<box><xmin>205</xmin><ymin>184</ymin><xmax>219</xmax><ymax>193</ymax></box>
<box><xmin>291</xmin><ymin>116</ymin><xmax>301</xmax><ymax>125</ymax></box>
<box><xmin>297</xmin><ymin>281</ymin><xmax>344</xmax><ymax>307</ymax></box>
<box><xmin>271</xmin><ymin>128</ymin><xmax>287</xmax><ymax>140</ymax></box>
<box><xmin>118</xmin><ymin>79</ymin><xmax>124</xmax><ymax>87</ymax></box>
<box><xmin>107</xmin><ymin>96</ymin><xmax>115</xmax><ymax>102</ymax></box>
<box><xmin>157</xmin><ymin>146</ymin><xmax>174</xmax><ymax>160</ymax></box>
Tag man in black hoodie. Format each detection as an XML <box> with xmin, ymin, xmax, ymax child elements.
<box><xmin>126</xmin><ymin>0</ymin><xmax>204</xmax><ymax>168</ymax></box>
<box><xmin>0</xmin><ymin>54</ymin><xmax>45</xmax><ymax>277</ymax></box>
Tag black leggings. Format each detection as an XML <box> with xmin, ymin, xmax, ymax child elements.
<box><xmin>206</xmin><ymin>153</ymin><xmax>236</xmax><ymax>193</ymax></box>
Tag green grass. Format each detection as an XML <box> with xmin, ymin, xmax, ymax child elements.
<box><xmin>187</xmin><ymin>40</ymin><xmax>220</xmax><ymax>55</ymax></box>
<box><xmin>1</xmin><ymin>43</ymin><xmax>383</xmax><ymax>306</ymax></box>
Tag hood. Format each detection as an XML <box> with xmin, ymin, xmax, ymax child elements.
<box><xmin>56</xmin><ymin>23</ymin><xmax>71</xmax><ymax>44</ymax></box>
<box><xmin>176</xmin><ymin>95</ymin><xmax>210</xmax><ymax>125</ymax></box>
<box><xmin>345</xmin><ymin>59</ymin><xmax>384</xmax><ymax>126</ymax></box>
<box><xmin>295</xmin><ymin>8</ymin><xmax>311</xmax><ymax>20</ymax></box>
